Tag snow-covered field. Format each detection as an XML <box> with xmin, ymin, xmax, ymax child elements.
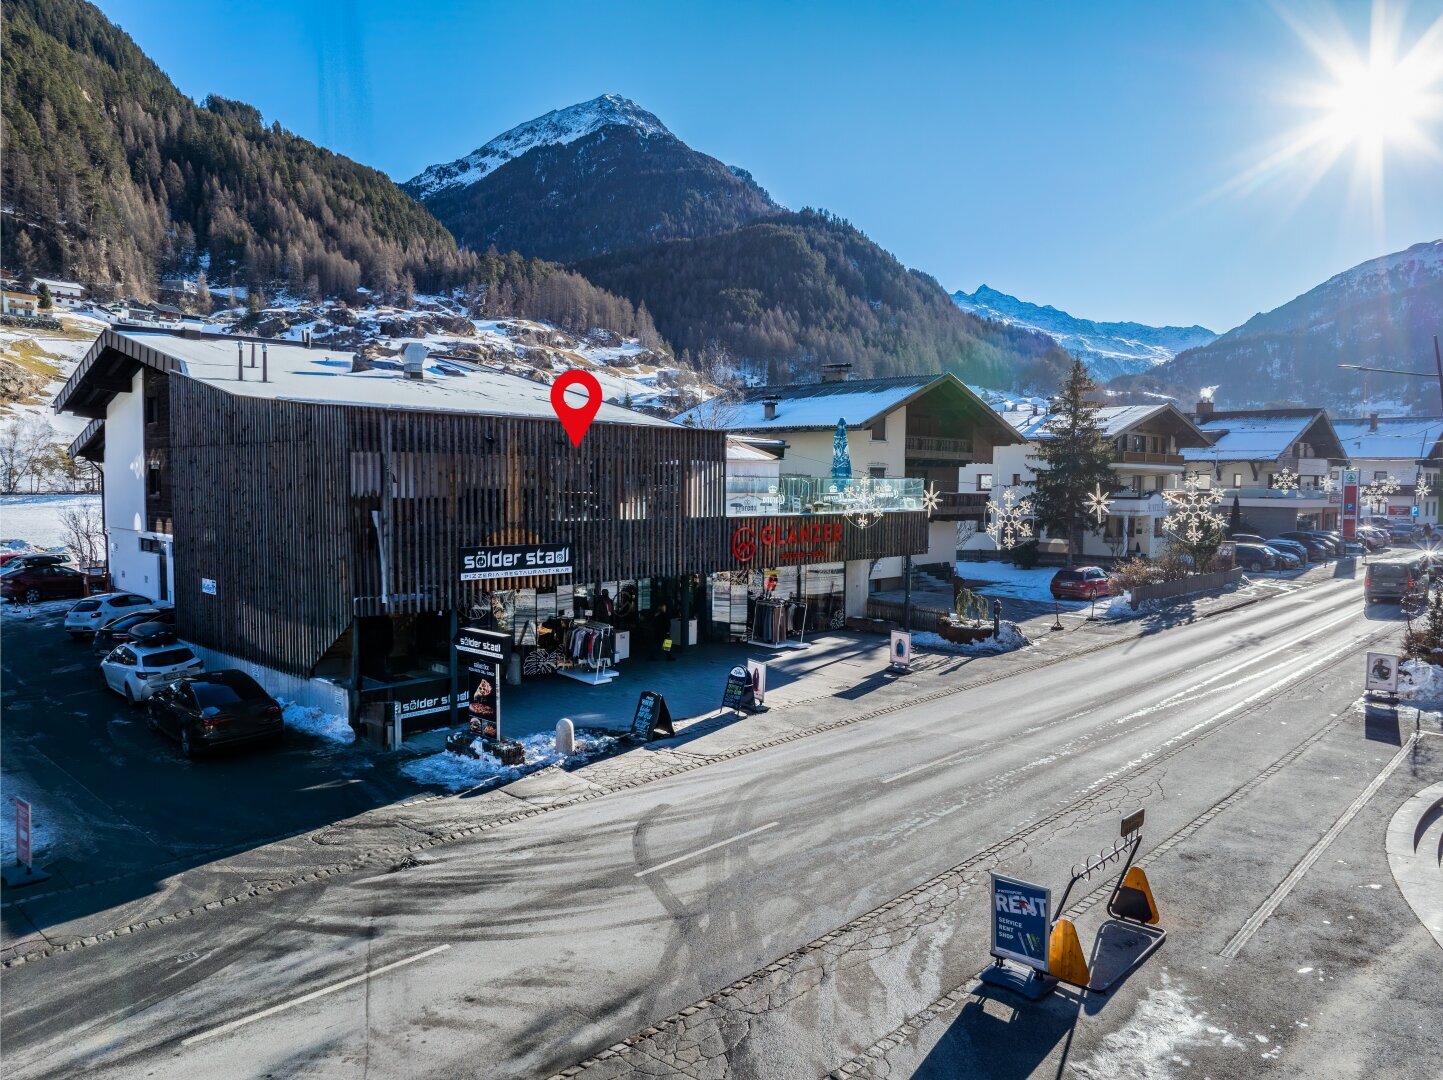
<box><xmin>0</xmin><ymin>493</ymin><xmax>100</xmax><ymax>551</ymax></box>
<box><xmin>955</xmin><ymin>560</ymin><xmax>1067</xmax><ymax>602</ymax></box>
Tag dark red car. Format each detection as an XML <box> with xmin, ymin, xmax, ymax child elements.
<box><xmin>1</xmin><ymin>563</ymin><xmax>99</xmax><ymax>604</ymax></box>
<box><xmin>1050</xmin><ymin>566</ymin><xmax>1115</xmax><ymax>601</ymax></box>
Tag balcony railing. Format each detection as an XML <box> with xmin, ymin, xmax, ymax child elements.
<box><xmin>933</xmin><ymin>491</ymin><xmax>990</xmax><ymax>519</ymax></box>
<box><xmin>1220</xmin><ymin>486</ymin><xmax>1333</xmax><ymax>501</ymax></box>
<box><xmin>725</xmin><ymin>474</ymin><xmax>925</xmax><ymax>516</ymax></box>
<box><xmin>1116</xmin><ymin>451</ymin><xmax>1185</xmax><ymax>466</ymax></box>
<box><xmin>905</xmin><ymin>434</ymin><xmax>973</xmax><ymax>459</ymax></box>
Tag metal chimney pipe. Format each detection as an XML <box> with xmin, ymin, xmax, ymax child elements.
<box><xmin>261</xmin><ymin>343</ymin><xmax>269</xmax><ymax>383</ymax></box>
<box><xmin>237</xmin><ymin>340</ymin><xmax>244</xmax><ymax>381</ymax></box>
<box><xmin>250</xmin><ymin>342</ymin><xmax>256</xmax><ymax>368</ymax></box>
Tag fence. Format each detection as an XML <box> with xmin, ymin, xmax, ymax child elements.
<box><xmin>864</xmin><ymin>598</ymin><xmax>952</xmax><ymax>632</ymax></box>
<box><xmin>1129</xmin><ymin>567</ymin><xmax>1243</xmax><ymax>608</ymax></box>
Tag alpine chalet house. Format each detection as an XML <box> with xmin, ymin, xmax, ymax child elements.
<box><xmin>960</xmin><ymin>403</ymin><xmax>1211</xmax><ymax>560</ymax></box>
<box><xmin>676</xmin><ymin>367</ymin><xmax>1023</xmax><ymax>592</ymax></box>
<box><xmin>1331</xmin><ymin>414</ymin><xmax>1443</xmax><ymax>530</ymax></box>
<box><xmin>1182</xmin><ymin>404</ymin><xmax>1346</xmax><ymax>534</ymax></box>
<box><xmin>58</xmin><ymin>329</ymin><xmax>928</xmax><ymax>735</ymax></box>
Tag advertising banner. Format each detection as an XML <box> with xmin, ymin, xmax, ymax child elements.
<box><xmin>455</xmin><ymin>627</ymin><xmax>512</xmax><ymax>665</ymax></box>
<box><xmin>889</xmin><ymin>629</ymin><xmax>913</xmax><ymax>670</ymax></box>
<box><xmin>1365</xmin><ymin>652</ymin><xmax>1399</xmax><ymax>694</ymax></box>
<box><xmin>1342</xmin><ymin>470</ymin><xmax>1359</xmax><ymax>539</ymax></box>
<box><xmin>746</xmin><ymin>659</ymin><xmax>767</xmax><ymax>706</ymax></box>
<box><xmin>465</xmin><ymin>661</ymin><xmax>501</xmax><ymax>742</ymax></box>
<box><xmin>990</xmin><ymin>873</ymin><xmax>1052</xmax><ymax>971</ymax></box>
<box><xmin>459</xmin><ymin>543</ymin><xmax>572</xmax><ymax>582</ymax></box>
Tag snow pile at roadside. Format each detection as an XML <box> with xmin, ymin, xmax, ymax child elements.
<box><xmin>401</xmin><ymin>729</ymin><xmax>618</xmax><ymax>791</ymax></box>
<box><xmin>281</xmin><ymin>702</ymin><xmax>356</xmax><ymax>745</ymax></box>
<box><xmin>1397</xmin><ymin>659</ymin><xmax>1443</xmax><ymax>701</ymax></box>
<box><xmin>913</xmin><ymin>620</ymin><xmax>1031</xmax><ymax>655</ymax></box>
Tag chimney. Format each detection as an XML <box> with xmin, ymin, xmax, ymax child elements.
<box><xmin>1368</xmin><ymin>412</ymin><xmax>1379</xmax><ymax>433</ymax></box>
<box><xmin>821</xmin><ymin>362</ymin><xmax>852</xmax><ymax>384</ymax></box>
<box><xmin>1195</xmin><ymin>399</ymin><xmax>1213</xmax><ymax>419</ymax></box>
<box><xmin>402</xmin><ymin>342</ymin><xmax>428</xmax><ymax>380</ymax></box>
<box><xmin>763</xmin><ymin>397</ymin><xmax>780</xmax><ymax>421</ymax></box>
<box><xmin>1031</xmin><ymin>404</ymin><xmax>1041</xmax><ymax>417</ymax></box>
<box><xmin>351</xmin><ymin>350</ymin><xmax>371</xmax><ymax>374</ymax></box>
<box><xmin>261</xmin><ymin>342</ymin><xmax>269</xmax><ymax>383</ymax></box>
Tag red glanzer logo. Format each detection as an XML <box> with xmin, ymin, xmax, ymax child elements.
<box><xmin>731</xmin><ymin>522</ymin><xmax>843</xmax><ymax>564</ymax></box>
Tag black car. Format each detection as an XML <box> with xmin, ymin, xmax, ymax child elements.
<box><xmin>1234</xmin><ymin>543</ymin><xmax>1278</xmax><ymax>572</ymax></box>
<box><xmin>92</xmin><ymin>608</ymin><xmax>175</xmax><ymax>653</ymax></box>
<box><xmin>146</xmin><ymin>670</ymin><xmax>284</xmax><ymax>758</ymax></box>
<box><xmin>1276</xmin><ymin>532</ymin><xmax>1331</xmax><ymax>560</ymax></box>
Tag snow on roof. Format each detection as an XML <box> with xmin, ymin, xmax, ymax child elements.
<box><xmin>33</xmin><ymin>277</ymin><xmax>84</xmax><ymax>292</ymax></box>
<box><xmin>1332</xmin><ymin>416</ymin><xmax>1443</xmax><ymax>461</ymax></box>
<box><xmin>118</xmin><ymin>331</ymin><xmax>674</xmax><ymax>426</ymax></box>
<box><xmin>726</xmin><ymin>436</ymin><xmax>777</xmax><ymax>462</ymax></box>
<box><xmin>674</xmin><ymin>376</ymin><xmax>935</xmax><ymax>430</ymax></box>
<box><xmin>998</xmin><ymin>403</ymin><xmax>1177</xmax><ymax>440</ymax></box>
<box><xmin>1180</xmin><ymin>413</ymin><xmax>1315</xmax><ymax>462</ymax></box>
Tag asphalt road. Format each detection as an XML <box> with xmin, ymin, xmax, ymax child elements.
<box><xmin>2</xmin><ymin>568</ymin><xmax>1439</xmax><ymax>1079</ymax></box>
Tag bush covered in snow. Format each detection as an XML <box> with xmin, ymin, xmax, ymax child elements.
<box><xmin>401</xmin><ymin>730</ymin><xmax>617</xmax><ymax>791</ymax></box>
<box><xmin>281</xmin><ymin>702</ymin><xmax>356</xmax><ymax>745</ymax></box>
<box><xmin>915</xmin><ymin>620</ymin><xmax>1030</xmax><ymax>655</ymax></box>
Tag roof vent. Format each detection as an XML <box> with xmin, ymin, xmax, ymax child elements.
<box><xmin>402</xmin><ymin>342</ymin><xmax>428</xmax><ymax>381</ymax></box>
<box><xmin>821</xmin><ymin>363</ymin><xmax>852</xmax><ymax>384</ymax></box>
<box><xmin>763</xmin><ymin>397</ymin><xmax>780</xmax><ymax>421</ymax></box>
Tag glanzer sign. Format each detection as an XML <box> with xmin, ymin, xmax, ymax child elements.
<box><xmin>732</xmin><ymin>520</ymin><xmax>845</xmax><ymax>565</ymax></box>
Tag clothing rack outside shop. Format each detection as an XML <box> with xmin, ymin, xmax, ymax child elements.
<box><xmin>748</xmin><ymin>596</ymin><xmax>810</xmax><ymax>650</ymax></box>
<box><xmin>559</xmin><ymin>620</ymin><xmax>620</xmax><ymax>684</ymax></box>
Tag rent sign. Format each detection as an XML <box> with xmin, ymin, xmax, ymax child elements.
<box><xmin>990</xmin><ymin>873</ymin><xmax>1051</xmax><ymax>971</ymax></box>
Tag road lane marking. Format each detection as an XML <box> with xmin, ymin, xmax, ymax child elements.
<box><xmin>634</xmin><ymin>822</ymin><xmax>779</xmax><ymax>878</ymax></box>
<box><xmin>1220</xmin><ymin>734</ymin><xmax>1418</xmax><ymax>959</ymax></box>
<box><xmin>180</xmin><ymin>944</ymin><xmax>451</xmax><ymax>1046</ymax></box>
<box><xmin>879</xmin><ymin>609</ymin><xmax>1361</xmax><ymax>786</ymax></box>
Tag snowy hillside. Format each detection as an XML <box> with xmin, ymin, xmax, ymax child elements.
<box><xmin>952</xmin><ymin>285</ymin><xmax>1216</xmax><ymax>380</ymax></box>
<box><xmin>404</xmin><ymin>94</ymin><xmax>671</xmax><ymax>199</ymax></box>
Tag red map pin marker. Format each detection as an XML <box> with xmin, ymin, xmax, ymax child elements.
<box><xmin>551</xmin><ymin>370</ymin><xmax>603</xmax><ymax>447</ymax></box>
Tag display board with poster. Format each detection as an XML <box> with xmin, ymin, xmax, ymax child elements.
<box><xmin>746</xmin><ymin>658</ymin><xmax>768</xmax><ymax>710</ymax></box>
<box><xmin>630</xmin><ymin>690</ymin><xmax>675</xmax><ymax>741</ymax></box>
<box><xmin>889</xmin><ymin>629</ymin><xmax>913</xmax><ymax>671</ymax></box>
<box><xmin>1365</xmin><ymin>652</ymin><xmax>1399</xmax><ymax>694</ymax></box>
<box><xmin>989</xmin><ymin>873</ymin><xmax>1052</xmax><ymax>972</ymax></box>
<box><xmin>721</xmin><ymin>665</ymin><xmax>751</xmax><ymax>713</ymax></box>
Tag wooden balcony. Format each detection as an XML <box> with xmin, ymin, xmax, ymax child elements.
<box><xmin>1116</xmin><ymin>451</ymin><xmax>1186</xmax><ymax>466</ymax></box>
<box><xmin>905</xmin><ymin>434</ymin><xmax>973</xmax><ymax>462</ymax></box>
<box><xmin>932</xmin><ymin>490</ymin><xmax>990</xmax><ymax>520</ymax></box>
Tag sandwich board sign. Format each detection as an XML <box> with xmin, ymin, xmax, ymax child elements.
<box><xmin>989</xmin><ymin>872</ymin><xmax>1051</xmax><ymax>972</ymax></box>
<box><xmin>889</xmin><ymin>629</ymin><xmax>913</xmax><ymax>671</ymax></box>
<box><xmin>630</xmin><ymin>690</ymin><xmax>674</xmax><ymax>741</ymax></box>
<box><xmin>745</xmin><ymin>659</ymin><xmax>767</xmax><ymax>708</ymax></box>
<box><xmin>1365</xmin><ymin>652</ymin><xmax>1399</xmax><ymax>694</ymax></box>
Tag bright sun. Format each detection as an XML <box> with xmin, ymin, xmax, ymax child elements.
<box><xmin>1318</xmin><ymin>54</ymin><xmax>1433</xmax><ymax>151</ymax></box>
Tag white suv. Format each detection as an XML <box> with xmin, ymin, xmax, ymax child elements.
<box><xmin>65</xmin><ymin>593</ymin><xmax>156</xmax><ymax>637</ymax></box>
<box><xmin>100</xmin><ymin>638</ymin><xmax>203</xmax><ymax>705</ymax></box>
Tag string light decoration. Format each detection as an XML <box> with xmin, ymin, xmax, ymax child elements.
<box><xmin>1083</xmin><ymin>482</ymin><xmax>1113</xmax><ymax>526</ymax></box>
<box><xmin>921</xmin><ymin>482</ymin><xmax>942</xmax><ymax>517</ymax></box>
<box><xmin>1415</xmin><ymin>475</ymin><xmax>1432</xmax><ymax>501</ymax></box>
<box><xmin>986</xmin><ymin>486</ymin><xmax>1035</xmax><ymax>549</ymax></box>
<box><xmin>1361</xmin><ymin>474</ymin><xmax>1400</xmax><ymax>513</ymax></box>
<box><xmin>1318</xmin><ymin>473</ymin><xmax>1337</xmax><ymax>494</ymax></box>
<box><xmin>1271</xmin><ymin>468</ymin><xmax>1299</xmax><ymax>494</ymax></box>
<box><xmin>1161</xmin><ymin>474</ymin><xmax>1226</xmax><ymax>544</ymax></box>
<box><xmin>835</xmin><ymin>477</ymin><xmax>883</xmax><ymax>530</ymax></box>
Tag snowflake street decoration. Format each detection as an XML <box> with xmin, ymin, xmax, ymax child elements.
<box><xmin>1083</xmin><ymin>482</ymin><xmax>1113</xmax><ymax>525</ymax></box>
<box><xmin>986</xmin><ymin>486</ymin><xmax>1034</xmax><ymax>549</ymax></box>
<box><xmin>921</xmin><ymin>482</ymin><xmax>942</xmax><ymax>517</ymax></box>
<box><xmin>840</xmin><ymin>477</ymin><xmax>883</xmax><ymax>530</ymax></box>
<box><xmin>1361</xmin><ymin>474</ymin><xmax>1400</xmax><ymax>512</ymax></box>
<box><xmin>1271</xmin><ymin>468</ymin><xmax>1299</xmax><ymax>494</ymax></box>
<box><xmin>1161</xmin><ymin>474</ymin><xmax>1225</xmax><ymax>545</ymax></box>
<box><xmin>1415</xmin><ymin>475</ymin><xmax>1432</xmax><ymax>501</ymax></box>
<box><xmin>1318</xmin><ymin>473</ymin><xmax>1337</xmax><ymax>494</ymax></box>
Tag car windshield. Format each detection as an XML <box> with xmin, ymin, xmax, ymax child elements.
<box><xmin>1370</xmin><ymin>566</ymin><xmax>1408</xmax><ymax>580</ymax></box>
<box><xmin>144</xmin><ymin>648</ymin><xmax>195</xmax><ymax>667</ymax></box>
<box><xmin>194</xmin><ymin>678</ymin><xmax>266</xmax><ymax>708</ymax></box>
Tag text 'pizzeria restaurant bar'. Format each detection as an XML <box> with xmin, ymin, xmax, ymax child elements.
<box><xmin>57</xmin><ymin>329</ymin><xmax>1022</xmax><ymax>741</ymax></box>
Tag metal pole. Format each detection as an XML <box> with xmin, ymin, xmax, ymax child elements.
<box><xmin>448</xmin><ymin>607</ymin><xmax>459</xmax><ymax>731</ymax></box>
<box><xmin>903</xmin><ymin>554</ymin><xmax>912</xmax><ymax>631</ymax></box>
<box><xmin>1434</xmin><ymin>335</ymin><xmax>1442</xmax><ymax>416</ymax></box>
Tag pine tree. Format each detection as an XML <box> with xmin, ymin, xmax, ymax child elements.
<box><xmin>1030</xmin><ymin>360</ymin><xmax>1117</xmax><ymax>563</ymax></box>
<box><xmin>36</xmin><ymin>282</ymin><xmax>53</xmax><ymax>310</ymax></box>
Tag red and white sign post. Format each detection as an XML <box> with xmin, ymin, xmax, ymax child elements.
<box><xmin>14</xmin><ymin>797</ymin><xmax>31</xmax><ymax>869</ymax></box>
<box><xmin>1342</xmin><ymin>470</ymin><xmax>1359</xmax><ymax>540</ymax></box>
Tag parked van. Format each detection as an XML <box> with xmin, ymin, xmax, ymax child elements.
<box><xmin>1364</xmin><ymin>562</ymin><xmax>1422</xmax><ymax>605</ymax></box>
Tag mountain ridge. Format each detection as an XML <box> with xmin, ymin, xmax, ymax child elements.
<box><xmin>952</xmin><ymin>284</ymin><xmax>1217</xmax><ymax>379</ymax></box>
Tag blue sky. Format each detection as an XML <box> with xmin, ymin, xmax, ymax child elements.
<box><xmin>98</xmin><ymin>0</ymin><xmax>1442</xmax><ymax>331</ymax></box>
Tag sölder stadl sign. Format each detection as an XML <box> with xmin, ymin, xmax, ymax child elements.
<box><xmin>459</xmin><ymin>543</ymin><xmax>573</xmax><ymax>582</ymax></box>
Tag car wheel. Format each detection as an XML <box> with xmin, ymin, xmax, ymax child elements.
<box><xmin>24</xmin><ymin>588</ymin><xmax>40</xmax><ymax>604</ymax></box>
<box><xmin>146</xmin><ymin>704</ymin><xmax>160</xmax><ymax>732</ymax></box>
<box><xmin>180</xmin><ymin>726</ymin><xmax>197</xmax><ymax>759</ymax></box>
<box><xmin>123</xmin><ymin>684</ymin><xmax>137</xmax><ymax>707</ymax></box>
<box><xmin>1247</xmin><ymin>561</ymin><xmax>1262</xmax><ymax>572</ymax></box>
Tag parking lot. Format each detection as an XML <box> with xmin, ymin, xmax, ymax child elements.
<box><xmin>0</xmin><ymin>602</ymin><xmax>421</xmax><ymax>913</ymax></box>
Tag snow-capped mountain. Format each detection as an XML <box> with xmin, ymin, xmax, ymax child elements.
<box><xmin>404</xmin><ymin>94</ymin><xmax>672</xmax><ymax>200</ymax></box>
<box><xmin>1152</xmin><ymin>239</ymin><xmax>1443</xmax><ymax>409</ymax></box>
<box><xmin>403</xmin><ymin>94</ymin><xmax>780</xmax><ymax>264</ymax></box>
<box><xmin>951</xmin><ymin>285</ymin><xmax>1217</xmax><ymax>380</ymax></box>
